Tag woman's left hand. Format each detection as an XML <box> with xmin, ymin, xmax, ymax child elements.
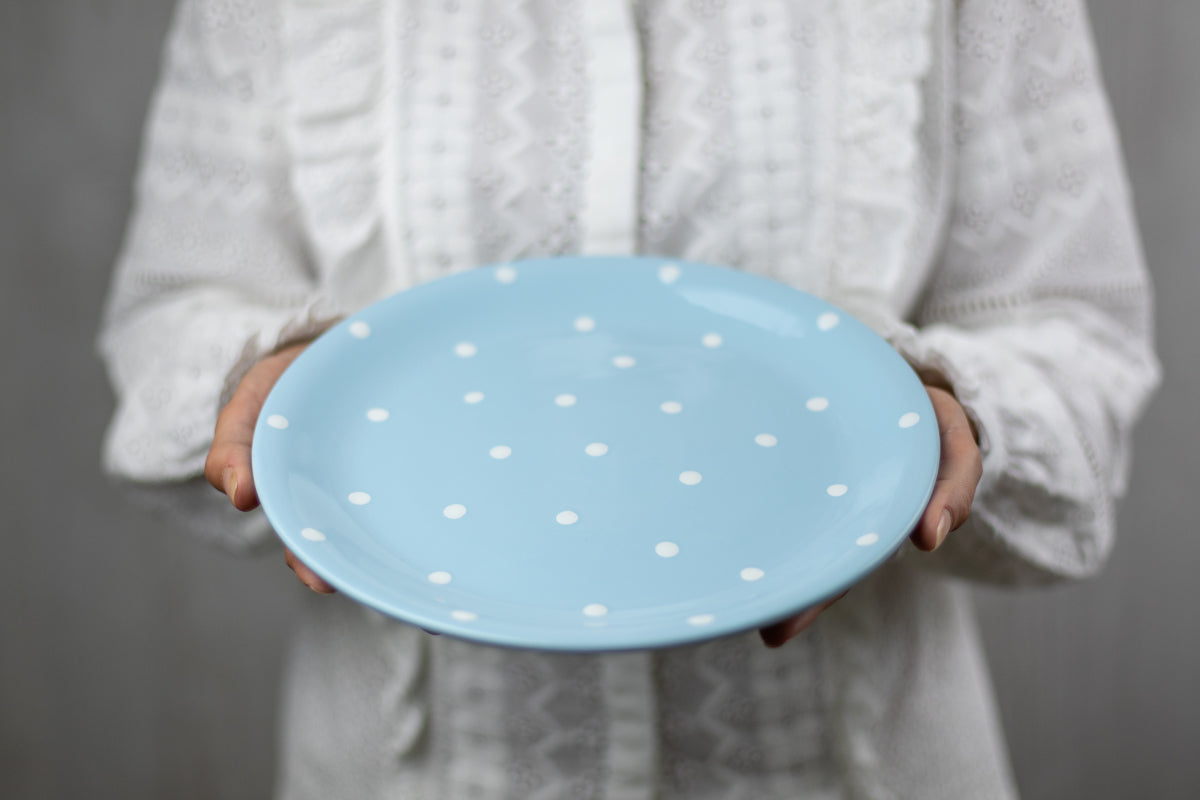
<box><xmin>758</xmin><ymin>384</ymin><xmax>982</xmax><ymax>648</ymax></box>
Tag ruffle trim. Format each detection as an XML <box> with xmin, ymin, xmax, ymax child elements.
<box><xmin>281</xmin><ymin>0</ymin><xmax>396</xmax><ymax>310</ymax></box>
<box><xmin>825</xmin><ymin>0</ymin><xmax>935</xmax><ymax>311</ymax></box>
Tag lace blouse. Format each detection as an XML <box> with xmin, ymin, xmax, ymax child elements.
<box><xmin>98</xmin><ymin>1</ymin><xmax>1160</xmax><ymax>797</ymax></box>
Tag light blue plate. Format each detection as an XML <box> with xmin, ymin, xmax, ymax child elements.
<box><xmin>252</xmin><ymin>256</ymin><xmax>939</xmax><ymax>651</ymax></box>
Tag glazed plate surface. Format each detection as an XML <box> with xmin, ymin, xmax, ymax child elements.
<box><xmin>252</xmin><ymin>256</ymin><xmax>939</xmax><ymax>651</ymax></box>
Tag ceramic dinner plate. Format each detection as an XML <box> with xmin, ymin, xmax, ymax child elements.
<box><xmin>252</xmin><ymin>256</ymin><xmax>939</xmax><ymax>651</ymax></box>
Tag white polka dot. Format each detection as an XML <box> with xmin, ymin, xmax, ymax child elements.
<box><xmin>899</xmin><ymin>412</ymin><xmax>921</xmax><ymax>428</ymax></box>
<box><xmin>817</xmin><ymin>312</ymin><xmax>840</xmax><ymax>331</ymax></box>
<box><xmin>464</xmin><ymin>391</ymin><xmax>485</xmax><ymax>404</ymax></box>
<box><xmin>701</xmin><ymin>332</ymin><xmax>723</xmax><ymax>348</ymax></box>
<box><xmin>555</xmin><ymin>394</ymin><xmax>577</xmax><ymax>407</ymax></box>
<box><xmin>300</xmin><ymin>528</ymin><xmax>326</xmax><ymax>542</ymax></box>
<box><xmin>428</xmin><ymin>571</ymin><xmax>452</xmax><ymax>585</ymax></box>
<box><xmin>826</xmin><ymin>484</ymin><xmax>848</xmax><ymax>497</ymax></box>
<box><xmin>687</xmin><ymin>614</ymin><xmax>715</xmax><ymax>626</ymax></box>
<box><xmin>806</xmin><ymin>397</ymin><xmax>829</xmax><ymax>412</ymax></box>
<box><xmin>348</xmin><ymin>492</ymin><xmax>371</xmax><ymax>505</ymax></box>
<box><xmin>451</xmin><ymin>610</ymin><xmax>478</xmax><ymax>622</ymax></box>
<box><xmin>494</xmin><ymin>265</ymin><xmax>517</xmax><ymax>284</ymax></box>
<box><xmin>574</xmin><ymin>315</ymin><xmax>596</xmax><ymax>332</ymax></box>
<box><xmin>455</xmin><ymin>341</ymin><xmax>477</xmax><ymax>358</ymax></box>
<box><xmin>660</xmin><ymin>401</ymin><xmax>683</xmax><ymax>414</ymax></box>
<box><xmin>443</xmin><ymin>504</ymin><xmax>467</xmax><ymax>519</ymax></box>
<box><xmin>266</xmin><ymin>414</ymin><xmax>289</xmax><ymax>430</ymax></box>
<box><xmin>658</xmin><ymin>263</ymin><xmax>681</xmax><ymax>284</ymax></box>
<box><xmin>348</xmin><ymin>321</ymin><xmax>371</xmax><ymax>338</ymax></box>
<box><xmin>655</xmin><ymin>541</ymin><xmax>680</xmax><ymax>558</ymax></box>
<box><xmin>740</xmin><ymin>567</ymin><xmax>765</xmax><ymax>582</ymax></box>
<box><xmin>857</xmin><ymin>533</ymin><xmax>880</xmax><ymax>546</ymax></box>
<box><xmin>755</xmin><ymin>433</ymin><xmax>778</xmax><ymax>447</ymax></box>
<box><xmin>585</xmin><ymin>442</ymin><xmax>609</xmax><ymax>457</ymax></box>
<box><xmin>679</xmin><ymin>470</ymin><xmax>703</xmax><ymax>485</ymax></box>
<box><xmin>366</xmin><ymin>408</ymin><xmax>390</xmax><ymax>422</ymax></box>
<box><xmin>489</xmin><ymin>445</ymin><xmax>512</xmax><ymax>460</ymax></box>
<box><xmin>612</xmin><ymin>354</ymin><xmax>637</xmax><ymax>369</ymax></box>
<box><xmin>556</xmin><ymin>510</ymin><xmax>579</xmax><ymax>525</ymax></box>
<box><xmin>583</xmin><ymin>603</ymin><xmax>608</xmax><ymax>617</ymax></box>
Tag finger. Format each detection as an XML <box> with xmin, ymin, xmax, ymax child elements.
<box><xmin>759</xmin><ymin>591</ymin><xmax>848</xmax><ymax>648</ymax></box>
<box><xmin>284</xmin><ymin>547</ymin><xmax>337</xmax><ymax>594</ymax></box>
<box><xmin>759</xmin><ymin>607</ymin><xmax>824</xmax><ymax>648</ymax></box>
<box><xmin>204</xmin><ymin>343</ymin><xmax>308</xmax><ymax>511</ymax></box>
<box><xmin>912</xmin><ymin>387</ymin><xmax>982</xmax><ymax>552</ymax></box>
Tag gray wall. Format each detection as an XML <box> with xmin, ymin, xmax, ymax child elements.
<box><xmin>973</xmin><ymin>5</ymin><xmax>1200</xmax><ymax>798</ymax></box>
<box><xmin>1</xmin><ymin>2</ymin><xmax>1196</xmax><ymax>798</ymax></box>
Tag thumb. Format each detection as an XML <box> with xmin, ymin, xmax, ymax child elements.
<box><xmin>204</xmin><ymin>342</ymin><xmax>309</xmax><ymax>511</ymax></box>
<box><xmin>912</xmin><ymin>386</ymin><xmax>982</xmax><ymax>552</ymax></box>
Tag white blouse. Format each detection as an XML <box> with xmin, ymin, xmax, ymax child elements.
<box><xmin>98</xmin><ymin>1</ymin><xmax>1160</xmax><ymax>797</ymax></box>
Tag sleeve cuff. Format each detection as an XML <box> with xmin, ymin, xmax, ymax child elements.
<box><xmin>218</xmin><ymin>295</ymin><xmax>347</xmax><ymax>410</ymax></box>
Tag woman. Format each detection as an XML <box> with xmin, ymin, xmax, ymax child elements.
<box><xmin>99</xmin><ymin>1</ymin><xmax>1159</xmax><ymax>797</ymax></box>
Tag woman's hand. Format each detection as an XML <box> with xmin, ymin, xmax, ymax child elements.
<box><xmin>204</xmin><ymin>342</ymin><xmax>336</xmax><ymax>595</ymax></box>
<box><xmin>758</xmin><ymin>384</ymin><xmax>982</xmax><ymax>648</ymax></box>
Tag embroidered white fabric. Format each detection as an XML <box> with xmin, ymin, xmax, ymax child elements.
<box><xmin>97</xmin><ymin>1</ymin><xmax>1159</xmax><ymax>797</ymax></box>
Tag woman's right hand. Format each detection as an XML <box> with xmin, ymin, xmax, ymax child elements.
<box><xmin>204</xmin><ymin>341</ymin><xmax>336</xmax><ymax>595</ymax></box>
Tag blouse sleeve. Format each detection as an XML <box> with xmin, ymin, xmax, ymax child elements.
<box><xmin>97</xmin><ymin>0</ymin><xmax>338</xmax><ymax>551</ymax></box>
<box><xmin>885</xmin><ymin>0</ymin><xmax>1161</xmax><ymax>584</ymax></box>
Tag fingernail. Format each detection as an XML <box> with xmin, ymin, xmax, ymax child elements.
<box><xmin>935</xmin><ymin>510</ymin><xmax>952</xmax><ymax>549</ymax></box>
<box><xmin>227</xmin><ymin>471</ymin><xmax>239</xmax><ymax>506</ymax></box>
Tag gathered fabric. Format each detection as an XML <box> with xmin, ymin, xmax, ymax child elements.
<box><xmin>98</xmin><ymin>1</ymin><xmax>1159</xmax><ymax>797</ymax></box>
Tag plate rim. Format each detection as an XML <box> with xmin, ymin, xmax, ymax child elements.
<box><xmin>251</xmin><ymin>255</ymin><xmax>940</xmax><ymax>651</ymax></box>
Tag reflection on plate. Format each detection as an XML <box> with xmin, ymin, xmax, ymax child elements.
<box><xmin>252</xmin><ymin>256</ymin><xmax>938</xmax><ymax>651</ymax></box>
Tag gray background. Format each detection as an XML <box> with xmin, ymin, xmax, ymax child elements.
<box><xmin>1</xmin><ymin>2</ymin><xmax>1196</xmax><ymax>798</ymax></box>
